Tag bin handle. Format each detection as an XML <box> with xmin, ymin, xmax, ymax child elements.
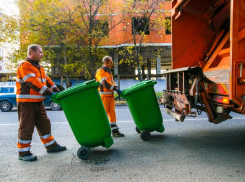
<box><xmin>84</xmin><ymin>79</ymin><xmax>96</xmax><ymax>85</ymax></box>
<box><xmin>142</xmin><ymin>80</ymin><xmax>157</xmax><ymax>85</ymax></box>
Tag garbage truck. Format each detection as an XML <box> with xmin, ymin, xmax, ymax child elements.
<box><xmin>163</xmin><ymin>0</ymin><xmax>245</xmax><ymax>124</ymax></box>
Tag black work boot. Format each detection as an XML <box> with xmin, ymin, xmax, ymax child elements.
<box><xmin>18</xmin><ymin>153</ymin><xmax>37</xmax><ymax>161</ymax></box>
<box><xmin>47</xmin><ymin>144</ymin><xmax>66</xmax><ymax>153</ymax></box>
<box><xmin>112</xmin><ymin>131</ymin><xmax>125</xmax><ymax>137</ymax></box>
<box><xmin>111</xmin><ymin>124</ymin><xmax>125</xmax><ymax>137</ymax></box>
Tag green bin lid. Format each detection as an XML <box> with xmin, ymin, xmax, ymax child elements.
<box><xmin>52</xmin><ymin>79</ymin><xmax>100</xmax><ymax>101</ymax></box>
<box><xmin>121</xmin><ymin>80</ymin><xmax>157</xmax><ymax>98</ymax></box>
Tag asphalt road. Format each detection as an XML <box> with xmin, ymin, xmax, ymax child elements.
<box><xmin>0</xmin><ymin>106</ymin><xmax>245</xmax><ymax>182</ymax></box>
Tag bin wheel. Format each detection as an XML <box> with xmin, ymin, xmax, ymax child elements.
<box><xmin>140</xmin><ymin>130</ymin><xmax>151</xmax><ymax>141</ymax></box>
<box><xmin>77</xmin><ymin>146</ymin><xmax>91</xmax><ymax>160</ymax></box>
<box><xmin>135</xmin><ymin>127</ymin><xmax>141</xmax><ymax>133</ymax></box>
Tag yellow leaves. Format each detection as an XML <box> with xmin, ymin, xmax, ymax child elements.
<box><xmin>119</xmin><ymin>58</ymin><xmax>134</xmax><ymax>65</ymax></box>
<box><xmin>62</xmin><ymin>63</ymin><xmax>75</xmax><ymax>74</ymax></box>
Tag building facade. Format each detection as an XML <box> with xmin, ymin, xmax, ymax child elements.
<box><xmin>25</xmin><ymin>0</ymin><xmax>172</xmax><ymax>80</ymax></box>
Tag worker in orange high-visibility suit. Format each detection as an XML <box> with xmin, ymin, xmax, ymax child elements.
<box><xmin>96</xmin><ymin>56</ymin><xmax>124</xmax><ymax>137</ymax></box>
<box><xmin>16</xmin><ymin>44</ymin><xmax>66</xmax><ymax>161</ymax></box>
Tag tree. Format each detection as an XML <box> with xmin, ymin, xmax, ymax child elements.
<box><xmin>16</xmin><ymin>0</ymin><xmax>123</xmax><ymax>87</ymax></box>
<box><xmin>0</xmin><ymin>8</ymin><xmax>20</xmax><ymax>80</ymax></box>
<box><xmin>120</xmin><ymin>0</ymin><xmax>169</xmax><ymax>81</ymax></box>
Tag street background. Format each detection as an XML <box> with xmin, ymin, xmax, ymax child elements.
<box><xmin>0</xmin><ymin>106</ymin><xmax>245</xmax><ymax>181</ymax></box>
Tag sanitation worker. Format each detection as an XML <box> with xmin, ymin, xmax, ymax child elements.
<box><xmin>16</xmin><ymin>44</ymin><xmax>66</xmax><ymax>161</ymax></box>
<box><xmin>95</xmin><ymin>56</ymin><xmax>124</xmax><ymax>137</ymax></box>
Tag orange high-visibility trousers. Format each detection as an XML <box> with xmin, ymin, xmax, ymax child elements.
<box><xmin>101</xmin><ymin>95</ymin><xmax>116</xmax><ymax>123</ymax></box>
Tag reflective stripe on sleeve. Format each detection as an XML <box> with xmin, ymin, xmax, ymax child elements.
<box><xmin>18</xmin><ymin>147</ymin><xmax>31</xmax><ymax>152</ymax></box>
<box><xmin>16</xmin><ymin>95</ymin><xmax>46</xmax><ymax>99</ymax></box>
<box><xmin>100</xmin><ymin>77</ymin><xmax>108</xmax><ymax>84</ymax></box>
<box><xmin>50</xmin><ymin>85</ymin><xmax>57</xmax><ymax>90</ymax></box>
<box><xmin>44</xmin><ymin>139</ymin><xmax>56</xmax><ymax>147</ymax></box>
<box><xmin>39</xmin><ymin>85</ymin><xmax>47</xmax><ymax>94</ymax></box>
<box><xmin>38</xmin><ymin>78</ymin><xmax>46</xmax><ymax>82</ymax></box>
<box><xmin>23</xmin><ymin>73</ymin><xmax>36</xmax><ymax>81</ymax></box>
<box><xmin>40</xmin><ymin>134</ymin><xmax>51</xmax><ymax>139</ymax></box>
<box><xmin>16</xmin><ymin>78</ymin><xmax>24</xmax><ymax>83</ymax></box>
<box><xmin>18</xmin><ymin>140</ymin><xmax>31</xmax><ymax>144</ymax></box>
<box><xmin>99</xmin><ymin>92</ymin><xmax>114</xmax><ymax>95</ymax></box>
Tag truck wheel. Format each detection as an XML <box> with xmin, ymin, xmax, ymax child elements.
<box><xmin>77</xmin><ymin>146</ymin><xmax>91</xmax><ymax>160</ymax></box>
<box><xmin>140</xmin><ymin>130</ymin><xmax>151</xmax><ymax>141</ymax></box>
<box><xmin>0</xmin><ymin>100</ymin><xmax>13</xmax><ymax>112</ymax></box>
<box><xmin>135</xmin><ymin>127</ymin><xmax>141</xmax><ymax>133</ymax></box>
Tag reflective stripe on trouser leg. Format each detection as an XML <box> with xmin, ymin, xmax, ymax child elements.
<box><xmin>101</xmin><ymin>95</ymin><xmax>116</xmax><ymax>123</ymax></box>
<box><xmin>40</xmin><ymin>134</ymin><xmax>56</xmax><ymax>147</ymax></box>
<box><xmin>111</xmin><ymin>124</ymin><xmax>119</xmax><ymax>131</ymax></box>
<box><xmin>17</xmin><ymin>139</ymin><xmax>31</xmax><ymax>153</ymax></box>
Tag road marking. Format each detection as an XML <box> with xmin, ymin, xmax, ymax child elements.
<box><xmin>1</xmin><ymin>116</ymin><xmax>245</xmax><ymax>126</ymax></box>
<box><xmin>0</xmin><ymin>123</ymin><xmax>19</xmax><ymax>126</ymax></box>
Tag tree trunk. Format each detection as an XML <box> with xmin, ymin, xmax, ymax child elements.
<box><xmin>61</xmin><ymin>75</ymin><xmax>63</xmax><ymax>87</ymax></box>
<box><xmin>89</xmin><ymin>47</ymin><xmax>95</xmax><ymax>79</ymax></box>
<box><xmin>66</xmin><ymin>76</ymin><xmax>72</xmax><ymax>88</ymax></box>
<box><xmin>63</xmin><ymin>45</ymin><xmax>72</xmax><ymax>88</ymax></box>
<box><xmin>136</xmin><ymin>49</ymin><xmax>143</xmax><ymax>82</ymax></box>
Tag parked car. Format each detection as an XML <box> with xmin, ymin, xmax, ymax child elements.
<box><xmin>0</xmin><ymin>85</ymin><xmax>64</xmax><ymax>112</ymax></box>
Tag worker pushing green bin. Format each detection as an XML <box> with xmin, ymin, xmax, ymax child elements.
<box><xmin>121</xmin><ymin>80</ymin><xmax>164</xmax><ymax>141</ymax></box>
<box><xmin>51</xmin><ymin>80</ymin><xmax>113</xmax><ymax>160</ymax></box>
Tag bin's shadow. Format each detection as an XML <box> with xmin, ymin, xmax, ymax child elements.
<box><xmin>137</xmin><ymin>133</ymin><xmax>166</xmax><ymax>142</ymax></box>
<box><xmin>74</xmin><ymin>148</ymin><xmax>123</xmax><ymax>166</ymax></box>
<box><xmin>148</xmin><ymin>133</ymin><xmax>166</xmax><ymax>142</ymax></box>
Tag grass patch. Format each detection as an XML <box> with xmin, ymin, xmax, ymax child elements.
<box><xmin>155</xmin><ymin>92</ymin><xmax>163</xmax><ymax>100</ymax></box>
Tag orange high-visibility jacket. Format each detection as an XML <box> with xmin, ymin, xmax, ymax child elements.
<box><xmin>16</xmin><ymin>58</ymin><xmax>57</xmax><ymax>102</ymax></box>
<box><xmin>95</xmin><ymin>66</ymin><xmax>118</xmax><ymax>96</ymax></box>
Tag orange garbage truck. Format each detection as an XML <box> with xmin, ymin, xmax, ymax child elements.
<box><xmin>163</xmin><ymin>0</ymin><xmax>245</xmax><ymax>124</ymax></box>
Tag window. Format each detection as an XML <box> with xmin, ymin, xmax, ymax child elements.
<box><xmin>0</xmin><ymin>66</ymin><xmax>2</xmax><ymax>71</ymax></box>
<box><xmin>165</xmin><ymin>17</ymin><xmax>171</xmax><ymax>35</ymax></box>
<box><xmin>132</xmin><ymin>17</ymin><xmax>150</xmax><ymax>35</ymax></box>
<box><xmin>92</xmin><ymin>20</ymin><xmax>109</xmax><ymax>37</ymax></box>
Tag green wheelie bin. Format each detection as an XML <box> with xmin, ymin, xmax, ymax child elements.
<box><xmin>121</xmin><ymin>80</ymin><xmax>164</xmax><ymax>141</ymax></box>
<box><xmin>51</xmin><ymin>80</ymin><xmax>113</xmax><ymax>160</ymax></box>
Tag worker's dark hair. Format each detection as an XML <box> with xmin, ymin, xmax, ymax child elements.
<box><xmin>102</xmin><ymin>56</ymin><xmax>112</xmax><ymax>63</ymax></box>
<box><xmin>27</xmin><ymin>44</ymin><xmax>42</xmax><ymax>56</ymax></box>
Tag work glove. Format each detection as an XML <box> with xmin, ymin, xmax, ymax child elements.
<box><xmin>116</xmin><ymin>89</ymin><xmax>122</xmax><ymax>96</ymax></box>
<box><xmin>53</xmin><ymin>87</ymin><xmax>60</xmax><ymax>92</ymax></box>
<box><xmin>51</xmin><ymin>92</ymin><xmax>57</xmax><ymax>96</ymax></box>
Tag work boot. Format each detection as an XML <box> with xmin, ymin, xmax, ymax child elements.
<box><xmin>111</xmin><ymin>124</ymin><xmax>124</xmax><ymax>137</ymax></box>
<box><xmin>18</xmin><ymin>153</ymin><xmax>37</xmax><ymax>161</ymax></box>
<box><xmin>47</xmin><ymin>144</ymin><xmax>66</xmax><ymax>153</ymax></box>
<box><xmin>112</xmin><ymin>131</ymin><xmax>125</xmax><ymax>137</ymax></box>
